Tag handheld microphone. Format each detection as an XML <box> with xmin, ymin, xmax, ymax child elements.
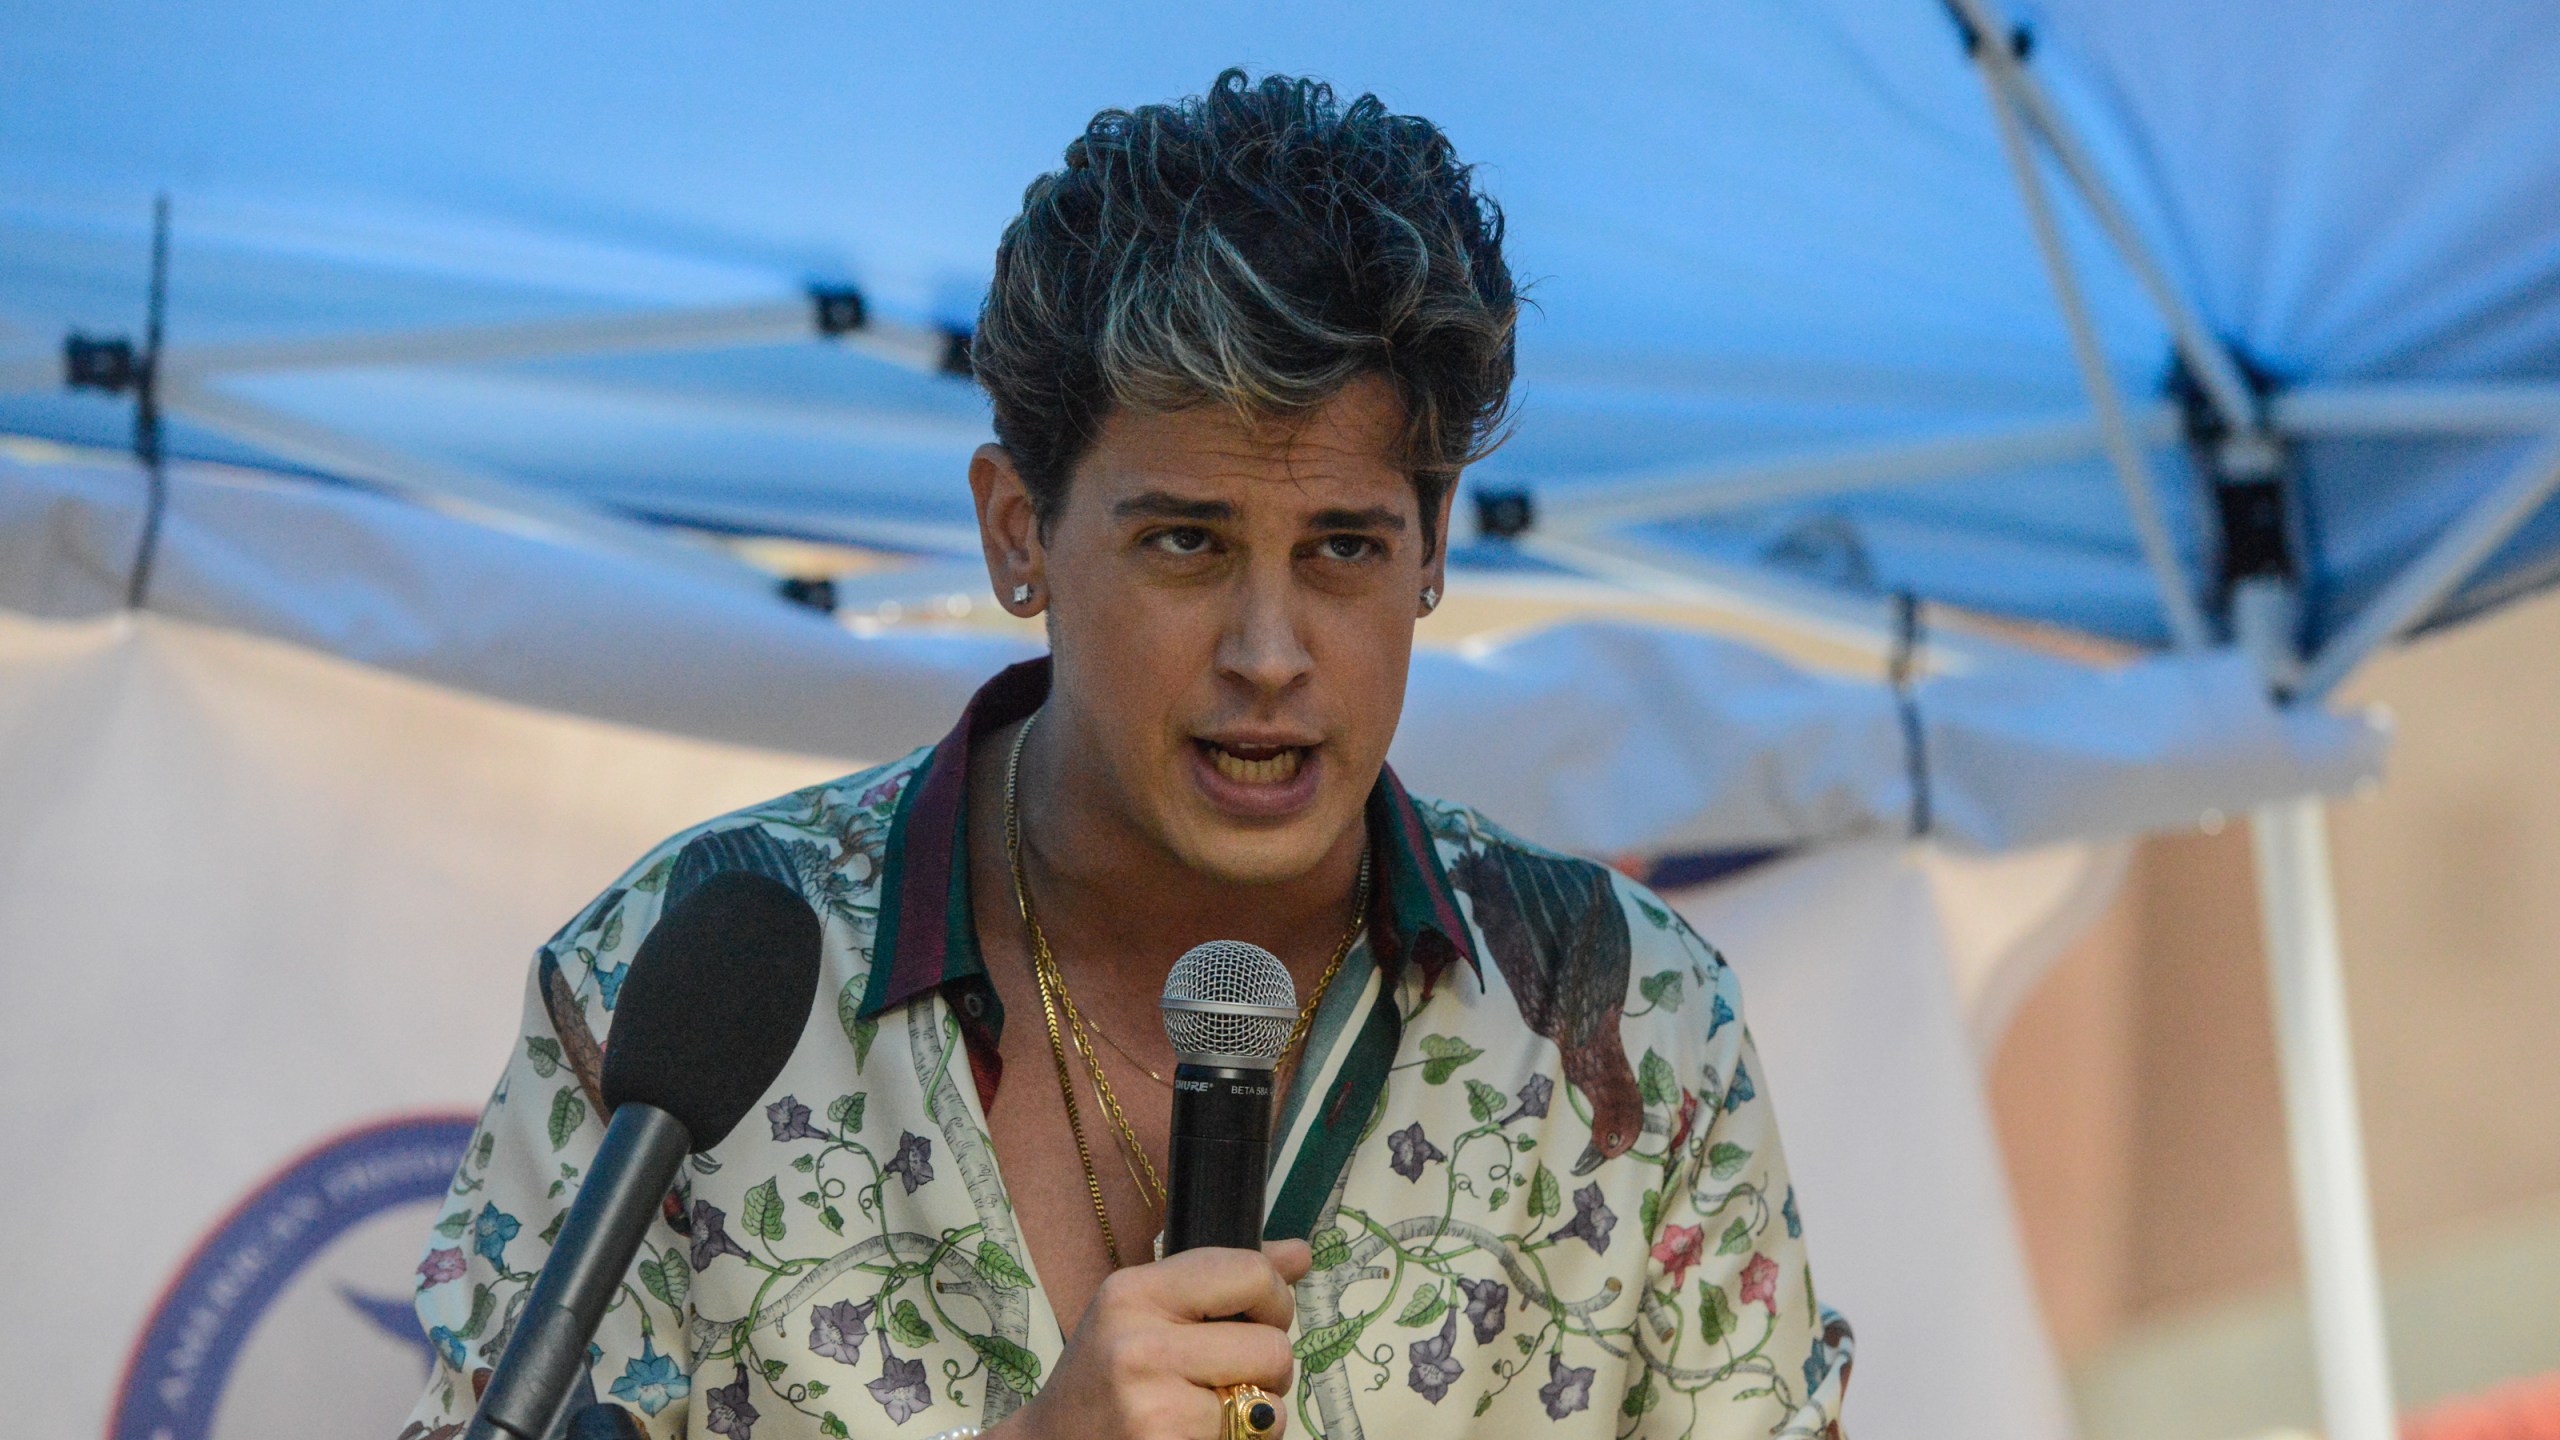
<box><xmin>466</xmin><ymin>871</ymin><xmax>823</xmax><ymax>1440</ymax></box>
<box><xmin>1159</xmin><ymin>942</ymin><xmax>1295</xmax><ymax>1440</ymax></box>
<box><xmin>1157</xmin><ymin>940</ymin><xmax>1296</xmax><ymax>1257</ymax></box>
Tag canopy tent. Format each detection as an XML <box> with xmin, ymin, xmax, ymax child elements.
<box><xmin>7</xmin><ymin>2</ymin><xmax>2560</xmax><ymax>1437</ymax></box>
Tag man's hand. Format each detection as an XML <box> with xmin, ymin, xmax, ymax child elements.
<box><xmin>998</xmin><ymin>1240</ymin><xmax>1313</xmax><ymax>1440</ymax></box>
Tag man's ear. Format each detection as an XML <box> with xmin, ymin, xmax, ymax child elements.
<box><xmin>1421</xmin><ymin>478</ymin><xmax>1458</xmax><ymax>611</ymax></box>
<box><xmin>970</xmin><ymin>444</ymin><xmax>1046</xmax><ymax>616</ymax></box>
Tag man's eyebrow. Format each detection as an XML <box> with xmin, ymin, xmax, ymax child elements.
<box><xmin>1112</xmin><ymin>492</ymin><xmax>1235</xmax><ymax>523</ymax></box>
<box><xmin>1308</xmin><ymin>505</ymin><xmax>1408</xmax><ymax>532</ymax></box>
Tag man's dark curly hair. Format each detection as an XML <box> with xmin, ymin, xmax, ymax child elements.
<box><xmin>971</xmin><ymin>69</ymin><xmax>1517</xmax><ymax>556</ymax></box>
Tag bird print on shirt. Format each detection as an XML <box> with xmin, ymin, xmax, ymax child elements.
<box><xmin>1449</xmin><ymin>843</ymin><xmax>1640</xmax><ymax>1175</ymax></box>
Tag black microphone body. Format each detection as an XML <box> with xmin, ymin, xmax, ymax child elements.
<box><xmin>1163</xmin><ymin>1061</ymin><xmax>1276</xmax><ymax>1256</ymax></box>
<box><xmin>468</xmin><ymin>1104</ymin><xmax>691</xmax><ymax>1440</ymax></box>
<box><xmin>1157</xmin><ymin>939</ymin><xmax>1299</xmax><ymax>1266</ymax></box>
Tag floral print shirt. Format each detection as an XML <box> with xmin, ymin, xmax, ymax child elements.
<box><xmin>403</xmin><ymin>659</ymin><xmax>1851</xmax><ymax>1440</ymax></box>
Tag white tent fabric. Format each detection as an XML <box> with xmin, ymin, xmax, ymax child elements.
<box><xmin>0</xmin><ymin>445</ymin><xmax>2387</xmax><ymax>858</ymax></box>
<box><xmin>0</xmin><ymin>599</ymin><xmax>2117</xmax><ymax>1440</ymax></box>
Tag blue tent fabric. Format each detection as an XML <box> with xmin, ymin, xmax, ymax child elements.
<box><xmin>5</xmin><ymin>0</ymin><xmax>2559</xmax><ymax>651</ymax></box>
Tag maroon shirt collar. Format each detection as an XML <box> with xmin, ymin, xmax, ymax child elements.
<box><xmin>856</xmin><ymin>655</ymin><xmax>1479</xmax><ymax>1036</ymax></box>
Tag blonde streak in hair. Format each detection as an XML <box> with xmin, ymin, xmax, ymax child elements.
<box><xmin>1366</xmin><ymin>206</ymin><xmax>1434</xmax><ymax>329</ymax></box>
<box><xmin>1197</xmin><ymin>227</ymin><xmax>1375</xmax><ymax>367</ymax></box>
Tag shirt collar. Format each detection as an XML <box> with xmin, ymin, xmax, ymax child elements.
<box><xmin>857</xmin><ymin>655</ymin><xmax>1479</xmax><ymax>1026</ymax></box>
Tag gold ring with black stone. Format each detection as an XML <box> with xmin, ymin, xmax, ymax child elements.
<box><xmin>1217</xmin><ymin>1384</ymin><xmax>1281</xmax><ymax>1440</ymax></box>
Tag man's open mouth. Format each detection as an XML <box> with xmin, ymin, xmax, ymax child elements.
<box><xmin>1200</xmin><ymin>739</ymin><xmax>1308</xmax><ymax>786</ymax></box>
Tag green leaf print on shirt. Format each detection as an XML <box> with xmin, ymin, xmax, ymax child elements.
<box><xmin>1417</xmin><ymin>1034</ymin><xmax>1483</xmax><ymax>1084</ymax></box>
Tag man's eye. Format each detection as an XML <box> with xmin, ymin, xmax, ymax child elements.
<box><xmin>1320</xmin><ymin>535</ymin><xmax>1383</xmax><ymax>562</ymax></box>
<box><xmin>1147</xmin><ymin>527</ymin><xmax>1213</xmax><ymax>556</ymax></box>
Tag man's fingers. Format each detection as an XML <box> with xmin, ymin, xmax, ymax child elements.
<box><xmin>1169</xmin><ymin>1319</ymin><xmax>1298</xmax><ymax>1396</ymax></box>
<box><xmin>1141</xmin><ymin>1247</ymin><xmax>1297</xmax><ymax>1327</ymax></box>
<box><xmin>1263</xmin><ymin>1238</ymin><xmax>1313</xmax><ymax>1286</ymax></box>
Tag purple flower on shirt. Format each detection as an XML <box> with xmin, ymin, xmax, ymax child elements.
<box><xmin>1457</xmin><ymin>1276</ymin><xmax>1510</xmax><ymax>1345</ymax></box>
<box><xmin>1386</xmin><ymin>1122</ymin><xmax>1445</xmax><ymax>1182</ymax></box>
<box><xmin>1539</xmin><ymin>1352</ymin><xmax>1595</xmax><ymax>1420</ymax></box>
<box><xmin>704</xmin><ymin>1364</ymin><xmax>759</xmax><ymax>1438</ymax></box>
<box><xmin>417</xmin><ymin>1247</ymin><xmax>467</xmax><ymax>1287</ymax></box>
<box><xmin>689</xmin><ymin>1200</ymin><xmax>753</xmax><ymax>1271</ymax></box>
<box><xmin>882</xmin><ymin>1131</ymin><xmax>935</xmax><ymax>1194</ymax></box>
<box><xmin>1499</xmin><ymin>1074</ymin><xmax>1553</xmax><ymax>1126</ymax></box>
<box><xmin>869</xmin><ymin>1351</ymin><xmax>933</xmax><ymax>1424</ymax></box>
<box><xmin>810</xmin><ymin>1298</ymin><xmax>875</xmax><ymax>1365</ymax></box>
<box><xmin>1544</xmin><ymin>1182</ymin><xmax>1616</xmax><ymax>1254</ymax></box>
<box><xmin>767</xmin><ymin>1095</ymin><xmax>825</xmax><ymax>1143</ymax></box>
<box><xmin>1407</xmin><ymin>1313</ymin><xmax>1463</xmax><ymax>1402</ymax></box>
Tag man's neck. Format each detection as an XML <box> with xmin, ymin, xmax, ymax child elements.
<box><xmin>997</xmin><ymin>705</ymin><xmax>1369</xmax><ymax>1003</ymax></box>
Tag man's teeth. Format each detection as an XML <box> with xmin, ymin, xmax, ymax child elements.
<box><xmin>1210</xmin><ymin>745</ymin><xmax>1304</xmax><ymax>785</ymax></box>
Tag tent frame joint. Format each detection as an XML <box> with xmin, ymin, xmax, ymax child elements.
<box><xmin>2174</xmin><ymin>345</ymin><xmax>2305</xmax><ymax>687</ymax></box>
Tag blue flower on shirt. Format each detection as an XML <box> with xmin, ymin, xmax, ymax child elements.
<box><xmin>596</xmin><ymin>960</ymin><xmax>630</xmax><ymax>1011</ymax></box>
<box><xmin>472</xmin><ymin>1203</ymin><xmax>520</xmax><ymax>1267</ymax></box>
<box><xmin>1726</xmin><ymin>1060</ymin><xmax>1756</xmax><ymax>1108</ymax></box>
<box><xmin>428</xmin><ymin>1325</ymin><xmax>467</xmax><ymax>1373</ymax></box>
<box><xmin>609</xmin><ymin>1338</ymin><xmax>692</xmax><ymax>1416</ymax></box>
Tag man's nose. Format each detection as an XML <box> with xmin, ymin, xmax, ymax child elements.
<box><xmin>1217</xmin><ymin>560</ymin><xmax>1314</xmax><ymax>695</ymax></box>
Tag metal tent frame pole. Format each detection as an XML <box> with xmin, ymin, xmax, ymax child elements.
<box><xmin>1968</xmin><ymin>23</ymin><xmax>2211</xmax><ymax>651</ymax></box>
<box><xmin>2246</xmin><ymin>793</ymin><xmax>2398</xmax><ymax>1440</ymax></box>
<box><xmin>1939</xmin><ymin>5</ymin><xmax>2411</xmax><ymax>1437</ymax></box>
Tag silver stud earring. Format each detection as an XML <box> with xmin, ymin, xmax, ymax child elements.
<box><xmin>1420</xmin><ymin>585</ymin><xmax>1440</xmax><ymax>614</ymax></box>
<box><xmin>1010</xmin><ymin>584</ymin><xmax>1033</xmax><ymax>606</ymax></box>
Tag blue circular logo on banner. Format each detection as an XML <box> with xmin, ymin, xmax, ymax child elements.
<box><xmin>112</xmin><ymin>1113</ymin><xmax>476</xmax><ymax>1440</ymax></box>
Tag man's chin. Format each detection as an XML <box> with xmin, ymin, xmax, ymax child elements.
<box><xmin>1162</xmin><ymin>819</ymin><xmax>1348</xmax><ymax>890</ymax></box>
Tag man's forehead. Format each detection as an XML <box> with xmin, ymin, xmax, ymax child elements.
<box><xmin>1078</xmin><ymin>398</ymin><xmax>1415</xmax><ymax>519</ymax></box>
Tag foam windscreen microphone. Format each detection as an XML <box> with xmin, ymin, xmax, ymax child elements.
<box><xmin>600</xmin><ymin>870</ymin><xmax>824</xmax><ymax>1141</ymax></box>
<box><xmin>468</xmin><ymin>871</ymin><xmax>822</xmax><ymax>1440</ymax></box>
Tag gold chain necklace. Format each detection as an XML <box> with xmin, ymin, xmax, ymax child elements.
<box><xmin>1003</xmin><ymin>709</ymin><xmax>1368</xmax><ymax>1268</ymax></box>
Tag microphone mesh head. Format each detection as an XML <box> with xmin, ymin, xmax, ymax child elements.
<box><xmin>1160</xmin><ymin>940</ymin><xmax>1297</xmax><ymax>1065</ymax></box>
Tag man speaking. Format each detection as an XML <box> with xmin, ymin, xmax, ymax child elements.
<box><xmin>405</xmin><ymin>70</ymin><xmax>1850</xmax><ymax>1440</ymax></box>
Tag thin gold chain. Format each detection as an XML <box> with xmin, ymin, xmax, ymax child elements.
<box><xmin>1081</xmin><ymin>1014</ymin><xmax>1170</xmax><ymax>1088</ymax></box>
<box><xmin>1003</xmin><ymin>709</ymin><xmax>1367</xmax><ymax>1268</ymax></box>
